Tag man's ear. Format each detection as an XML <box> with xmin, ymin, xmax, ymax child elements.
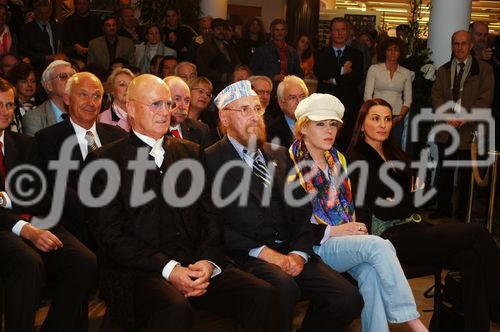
<box><xmin>219</xmin><ymin>109</ymin><xmax>229</xmax><ymax>127</ymax></box>
<box><xmin>127</xmin><ymin>101</ymin><xmax>135</xmax><ymax>118</ymax></box>
<box><xmin>62</xmin><ymin>93</ymin><xmax>70</xmax><ymax>106</ymax></box>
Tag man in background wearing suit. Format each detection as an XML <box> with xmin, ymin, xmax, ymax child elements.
<box><xmin>205</xmin><ymin>80</ymin><xmax>363</xmax><ymax>332</ymax></box>
<box><xmin>88</xmin><ymin>74</ymin><xmax>278</xmax><ymax>332</ymax></box>
<box><xmin>22</xmin><ymin>60</ymin><xmax>76</xmax><ymax>136</ymax></box>
<box><xmin>0</xmin><ymin>77</ymin><xmax>97</xmax><ymax>332</ymax></box>
<box><xmin>314</xmin><ymin>17</ymin><xmax>364</xmax><ymax>152</ymax></box>
<box><xmin>35</xmin><ymin>72</ymin><xmax>126</xmax><ymax>244</ymax></box>
<box><xmin>19</xmin><ymin>0</ymin><xmax>66</xmax><ymax>72</ymax></box>
<box><xmin>164</xmin><ymin>76</ymin><xmax>212</xmax><ymax>148</ymax></box>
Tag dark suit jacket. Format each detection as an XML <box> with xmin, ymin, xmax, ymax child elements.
<box><xmin>204</xmin><ymin>136</ymin><xmax>314</xmax><ymax>260</ymax></box>
<box><xmin>19</xmin><ymin>20</ymin><xmax>64</xmax><ymax>69</ymax></box>
<box><xmin>250</xmin><ymin>41</ymin><xmax>303</xmax><ymax>83</ymax></box>
<box><xmin>266</xmin><ymin>114</ymin><xmax>294</xmax><ymax>148</ymax></box>
<box><xmin>0</xmin><ymin>131</ymin><xmax>49</xmax><ymax>231</ymax></box>
<box><xmin>35</xmin><ymin>120</ymin><xmax>126</xmax><ymax>240</ymax></box>
<box><xmin>87</xmin><ymin>132</ymin><xmax>225</xmax><ymax>324</ymax></box>
<box><xmin>180</xmin><ymin>117</ymin><xmax>213</xmax><ymax>149</ymax></box>
<box><xmin>314</xmin><ymin>45</ymin><xmax>364</xmax><ymax>112</ymax></box>
<box><xmin>196</xmin><ymin>37</ymin><xmax>240</xmax><ymax>93</ymax></box>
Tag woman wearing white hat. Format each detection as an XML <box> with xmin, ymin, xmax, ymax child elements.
<box><xmin>288</xmin><ymin>93</ymin><xmax>427</xmax><ymax>332</ymax></box>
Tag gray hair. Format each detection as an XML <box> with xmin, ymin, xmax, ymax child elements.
<box><xmin>42</xmin><ymin>60</ymin><xmax>73</xmax><ymax>84</ymax></box>
<box><xmin>64</xmin><ymin>72</ymin><xmax>103</xmax><ymax>96</ymax></box>
<box><xmin>174</xmin><ymin>61</ymin><xmax>197</xmax><ymax>76</ymax></box>
<box><xmin>248</xmin><ymin>75</ymin><xmax>273</xmax><ymax>90</ymax></box>
<box><xmin>276</xmin><ymin>75</ymin><xmax>309</xmax><ymax>100</ymax></box>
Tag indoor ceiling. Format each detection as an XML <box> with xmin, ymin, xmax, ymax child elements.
<box><xmin>321</xmin><ymin>0</ymin><xmax>500</xmax><ymax>33</ymax></box>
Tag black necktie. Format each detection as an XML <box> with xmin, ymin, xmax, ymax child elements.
<box><xmin>453</xmin><ymin>62</ymin><xmax>465</xmax><ymax>101</ymax></box>
<box><xmin>336</xmin><ymin>49</ymin><xmax>343</xmax><ymax>67</ymax></box>
<box><xmin>41</xmin><ymin>24</ymin><xmax>54</xmax><ymax>54</ymax></box>
<box><xmin>245</xmin><ymin>149</ymin><xmax>272</xmax><ymax>187</ymax></box>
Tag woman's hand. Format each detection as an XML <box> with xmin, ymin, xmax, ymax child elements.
<box><xmin>329</xmin><ymin>222</ymin><xmax>368</xmax><ymax>237</ymax></box>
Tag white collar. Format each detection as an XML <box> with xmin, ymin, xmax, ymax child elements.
<box><xmin>0</xmin><ymin>130</ymin><xmax>4</xmax><ymax>154</ymax></box>
<box><xmin>70</xmin><ymin>117</ymin><xmax>97</xmax><ymax>137</ymax></box>
<box><xmin>132</xmin><ymin>129</ymin><xmax>164</xmax><ymax>148</ymax></box>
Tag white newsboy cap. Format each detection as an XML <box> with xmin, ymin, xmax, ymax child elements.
<box><xmin>214</xmin><ymin>80</ymin><xmax>257</xmax><ymax>110</ymax></box>
<box><xmin>294</xmin><ymin>93</ymin><xmax>345</xmax><ymax>123</ymax></box>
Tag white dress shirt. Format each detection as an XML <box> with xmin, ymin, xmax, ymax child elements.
<box><xmin>70</xmin><ymin>118</ymin><xmax>102</xmax><ymax>159</ymax></box>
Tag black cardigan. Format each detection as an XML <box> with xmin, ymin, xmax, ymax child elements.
<box><xmin>348</xmin><ymin>140</ymin><xmax>417</xmax><ymax>232</ymax></box>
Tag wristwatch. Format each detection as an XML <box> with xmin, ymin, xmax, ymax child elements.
<box><xmin>0</xmin><ymin>192</ymin><xmax>4</xmax><ymax>207</ymax></box>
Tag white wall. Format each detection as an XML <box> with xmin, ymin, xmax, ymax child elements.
<box><xmin>227</xmin><ymin>0</ymin><xmax>286</xmax><ymax>30</ymax></box>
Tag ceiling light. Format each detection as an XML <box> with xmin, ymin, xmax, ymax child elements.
<box><xmin>374</xmin><ymin>8</ymin><xmax>408</xmax><ymax>13</ymax></box>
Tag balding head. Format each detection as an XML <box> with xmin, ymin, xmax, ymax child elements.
<box><xmin>127</xmin><ymin>74</ymin><xmax>172</xmax><ymax>139</ymax></box>
<box><xmin>63</xmin><ymin>72</ymin><xmax>104</xmax><ymax>129</ymax></box>
<box><xmin>164</xmin><ymin>76</ymin><xmax>190</xmax><ymax>125</ymax></box>
<box><xmin>451</xmin><ymin>30</ymin><xmax>473</xmax><ymax>62</ymax></box>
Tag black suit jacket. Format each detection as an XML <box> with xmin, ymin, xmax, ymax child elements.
<box><xmin>87</xmin><ymin>132</ymin><xmax>225</xmax><ymax>323</ymax></box>
<box><xmin>20</xmin><ymin>20</ymin><xmax>64</xmax><ymax>69</ymax></box>
<box><xmin>180</xmin><ymin>117</ymin><xmax>213</xmax><ymax>149</ymax></box>
<box><xmin>266</xmin><ymin>114</ymin><xmax>294</xmax><ymax>148</ymax></box>
<box><xmin>0</xmin><ymin>131</ymin><xmax>50</xmax><ymax>231</ymax></box>
<box><xmin>314</xmin><ymin>45</ymin><xmax>363</xmax><ymax>112</ymax></box>
<box><xmin>35</xmin><ymin>119</ymin><xmax>126</xmax><ymax>240</ymax></box>
<box><xmin>204</xmin><ymin>136</ymin><xmax>314</xmax><ymax>260</ymax></box>
<box><xmin>196</xmin><ymin>37</ymin><xmax>240</xmax><ymax>93</ymax></box>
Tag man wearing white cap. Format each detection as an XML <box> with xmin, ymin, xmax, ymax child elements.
<box><xmin>205</xmin><ymin>80</ymin><xmax>363</xmax><ymax>332</ymax></box>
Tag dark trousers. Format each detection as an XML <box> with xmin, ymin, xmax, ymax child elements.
<box><xmin>0</xmin><ymin>225</ymin><xmax>97</xmax><ymax>332</ymax></box>
<box><xmin>132</xmin><ymin>266</ymin><xmax>279</xmax><ymax>332</ymax></box>
<box><xmin>237</xmin><ymin>257</ymin><xmax>363</xmax><ymax>332</ymax></box>
<box><xmin>435</xmin><ymin>145</ymin><xmax>472</xmax><ymax>220</ymax></box>
<box><xmin>382</xmin><ymin>222</ymin><xmax>500</xmax><ymax>332</ymax></box>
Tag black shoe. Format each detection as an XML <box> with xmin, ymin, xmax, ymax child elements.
<box><xmin>429</xmin><ymin>210</ymin><xmax>452</xmax><ymax>219</ymax></box>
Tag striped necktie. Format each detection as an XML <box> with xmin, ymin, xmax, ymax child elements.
<box><xmin>246</xmin><ymin>149</ymin><xmax>272</xmax><ymax>187</ymax></box>
<box><xmin>85</xmin><ymin>131</ymin><xmax>99</xmax><ymax>153</ymax></box>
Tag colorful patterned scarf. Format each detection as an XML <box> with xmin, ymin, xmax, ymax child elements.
<box><xmin>289</xmin><ymin>139</ymin><xmax>355</xmax><ymax>226</ymax></box>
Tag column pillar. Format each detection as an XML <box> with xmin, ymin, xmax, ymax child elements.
<box><xmin>428</xmin><ymin>0</ymin><xmax>472</xmax><ymax>67</ymax></box>
<box><xmin>199</xmin><ymin>0</ymin><xmax>228</xmax><ymax>19</ymax></box>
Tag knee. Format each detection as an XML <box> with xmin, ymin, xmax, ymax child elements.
<box><xmin>275</xmin><ymin>275</ymin><xmax>301</xmax><ymax>306</ymax></box>
<box><xmin>333</xmin><ymin>285</ymin><xmax>364</xmax><ymax>321</ymax></box>
<box><xmin>17</xmin><ymin>247</ymin><xmax>44</xmax><ymax>277</ymax></box>
<box><xmin>72</xmin><ymin>250</ymin><xmax>98</xmax><ymax>285</ymax></box>
<box><xmin>369</xmin><ymin>236</ymin><xmax>396</xmax><ymax>255</ymax></box>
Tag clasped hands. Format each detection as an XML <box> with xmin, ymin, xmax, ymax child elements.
<box><xmin>258</xmin><ymin>247</ymin><xmax>305</xmax><ymax>277</ymax></box>
<box><xmin>169</xmin><ymin>260</ymin><xmax>214</xmax><ymax>298</ymax></box>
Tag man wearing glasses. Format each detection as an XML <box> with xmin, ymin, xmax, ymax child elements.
<box><xmin>266</xmin><ymin>75</ymin><xmax>309</xmax><ymax>148</ymax></box>
<box><xmin>205</xmin><ymin>80</ymin><xmax>363</xmax><ymax>332</ymax></box>
<box><xmin>35</xmin><ymin>72</ymin><xmax>126</xmax><ymax>245</ymax></box>
<box><xmin>87</xmin><ymin>74</ymin><xmax>279</xmax><ymax>332</ymax></box>
<box><xmin>164</xmin><ymin>76</ymin><xmax>212</xmax><ymax>148</ymax></box>
<box><xmin>22</xmin><ymin>60</ymin><xmax>75</xmax><ymax>136</ymax></box>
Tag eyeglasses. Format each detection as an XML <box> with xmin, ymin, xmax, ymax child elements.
<box><xmin>130</xmin><ymin>99</ymin><xmax>176</xmax><ymax>112</ymax></box>
<box><xmin>254</xmin><ymin>89</ymin><xmax>271</xmax><ymax>96</ymax></box>
<box><xmin>191</xmin><ymin>87</ymin><xmax>212</xmax><ymax>98</ymax></box>
<box><xmin>225</xmin><ymin>105</ymin><xmax>264</xmax><ymax>117</ymax></box>
<box><xmin>284</xmin><ymin>94</ymin><xmax>306</xmax><ymax>103</ymax></box>
<box><xmin>0</xmin><ymin>101</ymin><xmax>14</xmax><ymax>111</ymax></box>
<box><xmin>51</xmin><ymin>72</ymin><xmax>75</xmax><ymax>81</ymax></box>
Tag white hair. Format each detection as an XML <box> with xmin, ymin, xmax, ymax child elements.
<box><xmin>174</xmin><ymin>61</ymin><xmax>197</xmax><ymax>76</ymax></box>
<box><xmin>42</xmin><ymin>60</ymin><xmax>73</xmax><ymax>83</ymax></box>
<box><xmin>248</xmin><ymin>75</ymin><xmax>273</xmax><ymax>90</ymax></box>
<box><xmin>276</xmin><ymin>75</ymin><xmax>309</xmax><ymax>100</ymax></box>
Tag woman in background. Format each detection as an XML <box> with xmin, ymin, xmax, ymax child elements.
<box><xmin>295</xmin><ymin>34</ymin><xmax>315</xmax><ymax>79</ymax></box>
<box><xmin>99</xmin><ymin>67</ymin><xmax>134</xmax><ymax>131</ymax></box>
<box><xmin>290</xmin><ymin>93</ymin><xmax>427</xmax><ymax>332</ymax></box>
<box><xmin>136</xmin><ymin>24</ymin><xmax>176</xmax><ymax>73</ymax></box>
<box><xmin>348</xmin><ymin>98</ymin><xmax>500</xmax><ymax>332</ymax></box>
<box><xmin>364</xmin><ymin>37</ymin><xmax>412</xmax><ymax>148</ymax></box>
<box><xmin>6</xmin><ymin>62</ymin><xmax>39</xmax><ymax>133</ymax></box>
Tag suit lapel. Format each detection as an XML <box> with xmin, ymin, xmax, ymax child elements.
<box><xmin>180</xmin><ymin>121</ymin><xmax>192</xmax><ymax>141</ymax></box>
<box><xmin>96</xmin><ymin>123</ymin><xmax>114</xmax><ymax>145</ymax></box>
<box><xmin>261</xmin><ymin>144</ymin><xmax>284</xmax><ymax>195</ymax></box>
<box><xmin>59</xmin><ymin>120</ymin><xmax>84</xmax><ymax>162</ymax></box>
<box><xmin>44</xmin><ymin>100</ymin><xmax>57</xmax><ymax>126</ymax></box>
<box><xmin>3</xmin><ymin>131</ymin><xmax>20</xmax><ymax>173</ymax></box>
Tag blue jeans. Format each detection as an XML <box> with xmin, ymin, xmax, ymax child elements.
<box><xmin>314</xmin><ymin>235</ymin><xmax>419</xmax><ymax>332</ymax></box>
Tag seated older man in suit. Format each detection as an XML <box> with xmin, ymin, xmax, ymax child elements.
<box><xmin>87</xmin><ymin>74</ymin><xmax>278</xmax><ymax>331</ymax></box>
<box><xmin>0</xmin><ymin>77</ymin><xmax>97</xmax><ymax>332</ymax></box>
<box><xmin>35</xmin><ymin>72</ymin><xmax>126</xmax><ymax>244</ymax></box>
<box><xmin>164</xmin><ymin>76</ymin><xmax>212</xmax><ymax>148</ymax></box>
<box><xmin>205</xmin><ymin>80</ymin><xmax>363</xmax><ymax>332</ymax></box>
<box><xmin>22</xmin><ymin>60</ymin><xmax>76</xmax><ymax>136</ymax></box>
